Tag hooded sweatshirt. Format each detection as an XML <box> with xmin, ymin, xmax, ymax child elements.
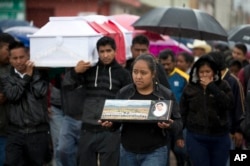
<box><xmin>180</xmin><ymin>55</ymin><xmax>234</xmax><ymax>136</ymax></box>
<box><xmin>63</xmin><ymin>59</ymin><xmax>132</xmax><ymax>125</ymax></box>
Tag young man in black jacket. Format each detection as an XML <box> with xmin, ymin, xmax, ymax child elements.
<box><xmin>0</xmin><ymin>41</ymin><xmax>50</xmax><ymax>165</ymax></box>
<box><xmin>63</xmin><ymin>36</ymin><xmax>132</xmax><ymax>166</ymax></box>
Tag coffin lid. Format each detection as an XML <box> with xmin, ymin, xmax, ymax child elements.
<box><xmin>29</xmin><ymin>16</ymin><xmax>101</xmax><ymax>37</ymax></box>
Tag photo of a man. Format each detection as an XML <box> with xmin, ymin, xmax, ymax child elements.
<box><xmin>152</xmin><ymin>102</ymin><xmax>167</xmax><ymax>117</ymax></box>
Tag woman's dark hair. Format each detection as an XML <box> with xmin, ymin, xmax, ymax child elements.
<box><xmin>189</xmin><ymin>54</ymin><xmax>221</xmax><ymax>84</ymax></box>
<box><xmin>96</xmin><ymin>36</ymin><xmax>116</xmax><ymax>51</ymax></box>
<box><xmin>132</xmin><ymin>54</ymin><xmax>157</xmax><ymax>75</ymax></box>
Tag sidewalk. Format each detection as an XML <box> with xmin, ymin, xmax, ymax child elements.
<box><xmin>170</xmin><ymin>150</ymin><xmax>177</xmax><ymax>166</ymax></box>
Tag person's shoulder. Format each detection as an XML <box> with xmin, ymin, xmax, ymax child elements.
<box><xmin>116</xmin><ymin>83</ymin><xmax>134</xmax><ymax>98</ymax></box>
<box><xmin>120</xmin><ymin>83</ymin><xmax>133</xmax><ymax>91</ymax></box>
<box><xmin>174</xmin><ymin>68</ymin><xmax>189</xmax><ymax>81</ymax></box>
<box><xmin>158</xmin><ymin>83</ymin><xmax>172</xmax><ymax>94</ymax></box>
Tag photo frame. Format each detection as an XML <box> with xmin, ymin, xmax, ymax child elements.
<box><xmin>100</xmin><ymin>99</ymin><xmax>173</xmax><ymax>122</ymax></box>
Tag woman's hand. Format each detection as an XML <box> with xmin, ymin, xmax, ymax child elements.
<box><xmin>200</xmin><ymin>76</ymin><xmax>213</xmax><ymax>88</ymax></box>
<box><xmin>98</xmin><ymin>120</ymin><xmax>113</xmax><ymax>128</ymax></box>
<box><xmin>176</xmin><ymin>139</ymin><xmax>185</xmax><ymax>148</ymax></box>
<box><xmin>158</xmin><ymin>119</ymin><xmax>174</xmax><ymax>129</ymax></box>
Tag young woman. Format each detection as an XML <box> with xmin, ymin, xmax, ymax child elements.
<box><xmin>101</xmin><ymin>54</ymin><xmax>182</xmax><ymax>166</ymax></box>
<box><xmin>180</xmin><ymin>54</ymin><xmax>234</xmax><ymax>166</ymax></box>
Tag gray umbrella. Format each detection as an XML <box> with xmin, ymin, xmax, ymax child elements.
<box><xmin>228</xmin><ymin>24</ymin><xmax>250</xmax><ymax>44</ymax></box>
<box><xmin>133</xmin><ymin>7</ymin><xmax>227</xmax><ymax>41</ymax></box>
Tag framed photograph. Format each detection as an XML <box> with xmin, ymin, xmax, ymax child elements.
<box><xmin>100</xmin><ymin>99</ymin><xmax>173</xmax><ymax>122</ymax></box>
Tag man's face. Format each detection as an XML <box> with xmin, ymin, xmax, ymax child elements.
<box><xmin>9</xmin><ymin>47</ymin><xmax>29</xmax><ymax>74</ymax></box>
<box><xmin>131</xmin><ymin>44</ymin><xmax>149</xmax><ymax>59</ymax></box>
<box><xmin>176</xmin><ymin>55</ymin><xmax>191</xmax><ymax>72</ymax></box>
<box><xmin>0</xmin><ymin>43</ymin><xmax>10</xmax><ymax>65</ymax></box>
<box><xmin>192</xmin><ymin>47</ymin><xmax>206</xmax><ymax>57</ymax></box>
<box><xmin>159</xmin><ymin>56</ymin><xmax>175</xmax><ymax>75</ymax></box>
<box><xmin>156</xmin><ymin>103</ymin><xmax>163</xmax><ymax>111</ymax></box>
<box><xmin>98</xmin><ymin>44</ymin><xmax>116</xmax><ymax>65</ymax></box>
<box><xmin>232</xmin><ymin>47</ymin><xmax>245</xmax><ymax>61</ymax></box>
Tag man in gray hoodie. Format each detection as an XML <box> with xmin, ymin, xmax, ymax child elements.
<box><xmin>63</xmin><ymin>36</ymin><xmax>132</xmax><ymax>166</ymax></box>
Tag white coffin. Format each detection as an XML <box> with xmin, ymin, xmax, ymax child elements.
<box><xmin>29</xmin><ymin>17</ymin><xmax>102</xmax><ymax>67</ymax></box>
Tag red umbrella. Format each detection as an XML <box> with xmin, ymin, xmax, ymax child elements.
<box><xmin>109</xmin><ymin>14</ymin><xmax>164</xmax><ymax>41</ymax></box>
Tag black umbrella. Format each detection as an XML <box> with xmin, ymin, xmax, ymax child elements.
<box><xmin>228</xmin><ymin>24</ymin><xmax>250</xmax><ymax>44</ymax></box>
<box><xmin>133</xmin><ymin>7</ymin><xmax>227</xmax><ymax>41</ymax></box>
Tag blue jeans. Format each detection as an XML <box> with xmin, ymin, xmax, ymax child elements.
<box><xmin>120</xmin><ymin>145</ymin><xmax>168</xmax><ymax>166</ymax></box>
<box><xmin>170</xmin><ymin>128</ymin><xmax>191</xmax><ymax>166</ymax></box>
<box><xmin>0</xmin><ymin>136</ymin><xmax>6</xmax><ymax>166</ymax></box>
<box><xmin>49</xmin><ymin>106</ymin><xmax>64</xmax><ymax>166</ymax></box>
<box><xmin>56</xmin><ymin>115</ymin><xmax>82</xmax><ymax>166</ymax></box>
<box><xmin>186</xmin><ymin>130</ymin><xmax>230</xmax><ymax>166</ymax></box>
<box><xmin>226</xmin><ymin>135</ymin><xmax>236</xmax><ymax>166</ymax></box>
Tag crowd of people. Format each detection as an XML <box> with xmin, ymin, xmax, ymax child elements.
<box><xmin>0</xmin><ymin>32</ymin><xmax>250</xmax><ymax>166</ymax></box>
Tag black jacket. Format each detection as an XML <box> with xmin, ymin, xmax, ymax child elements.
<box><xmin>61</xmin><ymin>70</ymin><xmax>86</xmax><ymax>119</ymax></box>
<box><xmin>180</xmin><ymin>56</ymin><xmax>234</xmax><ymax>136</ymax></box>
<box><xmin>115</xmin><ymin>83</ymin><xmax>182</xmax><ymax>153</ymax></box>
<box><xmin>63</xmin><ymin>59</ymin><xmax>132</xmax><ymax>125</ymax></box>
<box><xmin>0</xmin><ymin>67</ymin><xmax>49</xmax><ymax>132</ymax></box>
<box><xmin>0</xmin><ymin>64</ymin><xmax>11</xmax><ymax>136</ymax></box>
<box><xmin>223</xmin><ymin>70</ymin><xmax>244</xmax><ymax>134</ymax></box>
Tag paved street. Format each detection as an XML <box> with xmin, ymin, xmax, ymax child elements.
<box><xmin>170</xmin><ymin>151</ymin><xmax>177</xmax><ymax>166</ymax></box>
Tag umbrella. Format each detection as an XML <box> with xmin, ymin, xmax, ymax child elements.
<box><xmin>109</xmin><ymin>14</ymin><xmax>164</xmax><ymax>41</ymax></box>
<box><xmin>149</xmin><ymin>36</ymin><xmax>192</xmax><ymax>56</ymax></box>
<box><xmin>228</xmin><ymin>24</ymin><xmax>250</xmax><ymax>44</ymax></box>
<box><xmin>4</xmin><ymin>26</ymin><xmax>39</xmax><ymax>47</ymax></box>
<box><xmin>0</xmin><ymin>20</ymin><xmax>31</xmax><ymax>31</ymax></box>
<box><xmin>133</xmin><ymin>7</ymin><xmax>228</xmax><ymax>41</ymax></box>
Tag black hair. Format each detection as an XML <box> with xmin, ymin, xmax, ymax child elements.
<box><xmin>96</xmin><ymin>36</ymin><xmax>116</xmax><ymax>51</ymax></box>
<box><xmin>207</xmin><ymin>51</ymin><xmax>227</xmax><ymax>70</ymax></box>
<box><xmin>132</xmin><ymin>53</ymin><xmax>157</xmax><ymax>75</ymax></box>
<box><xmin>156</xmin><ymin>102</ymin><xmax>163</xmax><ymax>106</ymax></box>
<box><xmin>132</xmin><ymin>35</ymin><xmax>149</xmax><ymax>46</ymax></box>
<box><xmin>213</xmin><ymin>41</ymin><xmax>229</xmax><ymax>53</ymax></box>
<box><xmin>0</xmin><ymin>33</ymin><xmax>15</xmax><ymax>47</ymax></box>
<box><xmin>189</xmin><ymin>54</ymin><xmax>221</xmax><ymax>84</ymax></box>
<box><xmin>158</xmin><ymin>49</ymin><xmax>176</xmax><ymax>62</ymax></box>
<box><xmin>177</xmin><ymin>51</ymin><xmax>194</xmax><ymax>64</ymax></box>
<box><xmin>8</xmin><ymin>40</ymin><xmax>26</xmax><ymax>52</ymax></box>
<box><xmin>235</xmin><ymin>43</ymin><xmax>247</xmax><ymax>55</ymax></box>
<box><xmin>229</xmin><ymin>59</ymin><xmax>242</xmax><ymax>69</ymax></box>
